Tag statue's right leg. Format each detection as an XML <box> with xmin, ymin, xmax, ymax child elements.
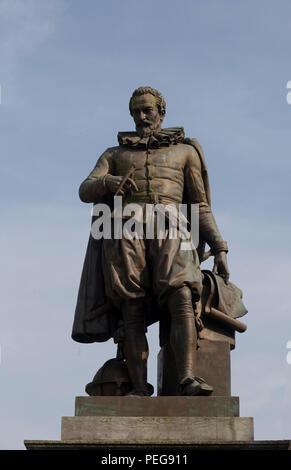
<box><xmin>121</xmin><ymin>298</ymin><xmax>150</xmax><ymax>396</ymax></box>
<box><xmin>102</xmin><ymin>225</ymin><xmax>151</xmax><ymax>395</ymax></box>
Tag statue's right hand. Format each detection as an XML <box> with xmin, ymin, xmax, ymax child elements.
<box><xmin>104</xmin><ymin>175</ymin><xmax>124</xmax><ymax>194</ymax></box>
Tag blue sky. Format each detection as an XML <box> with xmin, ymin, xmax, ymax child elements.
<box><xmin>1</xmin><ymin>0</ymin><xmax>291</xmax><ymax>449</ymax></box>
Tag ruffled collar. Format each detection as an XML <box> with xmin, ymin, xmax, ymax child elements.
<box><xmin>117</xmin><ymin>127</ymin><xmax>185</xmax><ymax>148</ymax></box>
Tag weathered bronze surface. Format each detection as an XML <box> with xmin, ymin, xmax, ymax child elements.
<box><xmin>72</xmin><ymin>86</ymin><xmax>247</xmax><ymax>397</ymax></box>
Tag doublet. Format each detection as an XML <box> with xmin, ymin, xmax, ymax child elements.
<box><xmin>79</xmin><ymin>127</ymin><xmax>209</xmax><ymax>211</ymax></box>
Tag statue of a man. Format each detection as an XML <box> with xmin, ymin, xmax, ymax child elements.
<box><xmin>72</xmin><ymin>86</ymin><xmax>229</xmax><ymax>397</ymax></box>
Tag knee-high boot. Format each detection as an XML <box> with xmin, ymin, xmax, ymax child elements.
<box><xmin>121</xmin><ymin>298</ymin><xmax>150</xmax><ymax>395</ymax></box>
<box><xmin>168</xmin><ymin>286</ymin><xmax>197</xmax><ymax>384</ymax></box>
<box><xmin>168</xmin><ymin>286</ymin><xmax>213</xmax><ymax>395</ymax></box>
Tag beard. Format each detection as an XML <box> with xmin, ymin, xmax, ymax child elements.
<box><xmin>136</xmin><ymin>124</ymin><xmax>154</xmax><ymax>138</ymax></box>
<box><xmin>135</xmin><ymin>118</ymin><xmax>161</xmax><ymax>138</ymax></box>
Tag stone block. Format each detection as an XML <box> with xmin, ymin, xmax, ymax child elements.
<box><xmin>75</xmin><ymin>395</ymin><xmax>239</xmax><ymax>417</ymax></box>
<box><xmin>61</xmin><ymin>416</ymin><xmax>254</xmax><ymax>443</ymax></box>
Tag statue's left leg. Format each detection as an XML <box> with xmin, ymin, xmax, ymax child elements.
<box><xmin>167</xmin><ymin>286</ymin><xmax>213</xmax><ymax>396</ymax></box>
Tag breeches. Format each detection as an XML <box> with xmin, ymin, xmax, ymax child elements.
<box><xmin>101</xmin><ymin>225</ymin><xmax>202</xmax><ymax>308</ymax></box>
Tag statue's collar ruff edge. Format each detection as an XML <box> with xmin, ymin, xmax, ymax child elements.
<box><xmin>117</xmin><ymin>127</ymin><xmax>185</xmax><ymax>148</ymax></box>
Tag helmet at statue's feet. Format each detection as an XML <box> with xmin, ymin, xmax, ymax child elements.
<box><xmin>85</xmin><ymin>358</ymin><xmax>132</xmax><ymax>396</ymax></box>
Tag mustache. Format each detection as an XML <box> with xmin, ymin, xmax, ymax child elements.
<box><xmin>136</xmin><ymin>121</ymin><xmax>152</xmax><ymax>127</ymax></box>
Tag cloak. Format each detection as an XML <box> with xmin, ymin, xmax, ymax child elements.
<box><xmin>71</xmin><ymin>131</ymin><xmax>211</xmax><ymax>344</ymax></box>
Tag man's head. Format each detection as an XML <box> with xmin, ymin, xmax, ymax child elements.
<box><xmin>129</xmin><ymin>86</ymin><xmax>166</xmax><ymax>137</ymax></box>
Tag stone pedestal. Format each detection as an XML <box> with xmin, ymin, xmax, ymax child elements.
<box><xmin>61</xmin><ymin>396</ymin><xmax>253</xmax><ymax>443</ymax></box>
<box><xmin>61</xmin><ymin>415</ymin><xmax>253</xmax><ymax>443</ymax></box>
<box><xmin>75</xmin><ymin>396</ymin><xmax>239</xmax><ymax>417</ymax></box>
<box><xmin>25</xmin><ymin>395</ymin><xmax>254</xmax><ymax>449</ymax></box>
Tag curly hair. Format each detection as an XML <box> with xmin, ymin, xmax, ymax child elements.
<box><xmin>129</xmin><ymin>86</ymin><xmax>166</xmax><ymax>117</ymax></box>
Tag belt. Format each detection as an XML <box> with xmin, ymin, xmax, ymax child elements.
<box><xmin>124</xmin><ymin>194</ymin><xmax>181</xmax><ymax>205</ymax></box>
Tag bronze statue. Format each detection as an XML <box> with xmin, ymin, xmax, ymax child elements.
<box><xmin>72</xmin><ymin>86</ymin><xmax>232</xmax><ymax>397</ymax></box>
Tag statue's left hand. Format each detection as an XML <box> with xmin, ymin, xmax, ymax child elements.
<box><xmin>212</xmin><ymin>251</ymin><xmax>230</xmax><ymax>284</ymax></box>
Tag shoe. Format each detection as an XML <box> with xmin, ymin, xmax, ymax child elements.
<box><xmin>180</xmin><ymin>376</ymin><xmax>213</xmax><ymax>396</ymax></box>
